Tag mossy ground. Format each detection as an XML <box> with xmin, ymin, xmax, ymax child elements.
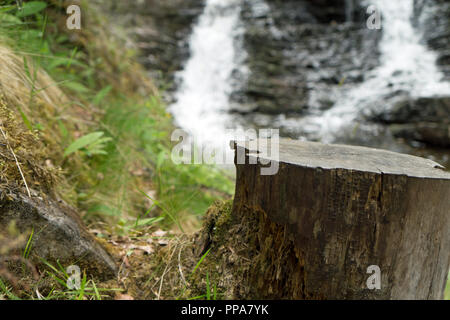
<box><xmin>0</xmin><ymin>98</ymin><xmax>59</xmax><ymax>198</ymax></box>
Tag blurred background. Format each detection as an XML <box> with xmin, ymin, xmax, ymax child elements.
<box><xmin>104</xmin><ymin>0</ymin><xmax>450</xmax><ymax>168</ymax></box>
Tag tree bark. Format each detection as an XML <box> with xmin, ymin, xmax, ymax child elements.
<box><xmin>232</xmin><ymin>139</ymin><xmax>450</xmax><ymax>299</ymax></box>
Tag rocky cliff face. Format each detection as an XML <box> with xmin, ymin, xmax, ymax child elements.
<box><xmin>132</xmin><ymin>0</ymin><xmax>205</xmax><ymax>88</ymax></box>
<box><xmin>373</xmin><ymin>97</ymin><xmax>450</xmax><ymax>148</ymax></box>
<box><xmin>368</xmin><ymin>0</ymin><xmax>450</xmax><ymax>150</ymax></box>
<box><xmin>96</xmin><ymin>0</ymin><xmax>205</xmax><ymax>92</ymax></box>
<box><xmin>414</xmin><ymin>0</ymin><xmax>450</xmax><ymax>80</ymax></box>
<box><xmin>234</xmin><ymin>0</ymin><xmax>380</xmax><ymax>116</ymax></box>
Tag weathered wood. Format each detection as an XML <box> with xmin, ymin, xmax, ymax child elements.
<box><xmin>232</xmin><ymin>139</ymin><xmax>450</xmax><ymax>299</ymax></box>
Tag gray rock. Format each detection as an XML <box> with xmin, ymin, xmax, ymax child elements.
<box><xmin>91</xmin><ymin>0</ymin><xmax>206</xmax><ymax>93</ymax></box>
<box><xmin>374</xmin><ymin>97</ymin><xmax>450</xmax><ymax>124</ymax></box>
<box><xmin>0</xmin><ymin>191</ymin><xmax>117</xmax><ymax>279</ymax></box>
<box><xmin>237</xmin><ymin>0</ymin><xmax>381</xmax><ymax>116</ymax></box>
<box><xmin>413</xmin><ymin>0</ymin><xmax>450</xmax><ymax>80</ymax></box>
<box><xmin>390</xmin><ymin>123</ymin><xmax>450</xmax><ymax>148</ymax></box>
<box><xmin>371</xmin><ymin>96</ymin><xmax>450</xmax><ymax>147</ymax></box>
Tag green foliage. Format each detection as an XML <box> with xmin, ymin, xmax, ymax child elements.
<box><xmin>89</xmin><ymin>95</ymin><xmax>234</xmax><ymax>230</ymax></box>
<box><xmin>23</xmin><ymin>228</ymin><xmax>34</xmax><ymax>259</ymax></box>
<box><xmin>64</xmin><ymin>132</ymin><xmax>112</xmax><ymax>157</ymax></box>
<box><xmin>16</xmin><ymin>1</ymin><xmax>47</xmax><ymax>18</ymax></box>
<box><xmin>0</xmin><ymin>278</ymin><xmax>20</xmax><ymax>300</ymax></box>
<box><xmin>38</xmin><ymin>259</ymin><xmax>120</xmax><ymax>300</ymax></box>
<box><xmin>192</xmin><ymin>248</ymin><xmax>210</xmax><ymax>276</ymax></box>
<box><xmin>182</xmin><ymin>249</ymin><xmax>220</xmax><ymax>300</ymax></box>
<box><xmin>0</xmin><ymin>8</ymin><xmax>235</xmax><ymax>303</ymax></box>
<box><xmin>0</xmin><ymin>12</ymin><xmax>21</xmax><ymax>25</ymax></box>
<box><xmin>0</xmin><ymin>1</ymin><xmax>234</xmax><ymax>234</ymax></box>
<box><xmin>92</xmin><ymin>85</ymin><xmax>112</xmax><ymax>106</ymax></box>
<box><xmin>0</xmin><ymin>0</ymin><xmax>447</xmax><ymax>302</ymax></box>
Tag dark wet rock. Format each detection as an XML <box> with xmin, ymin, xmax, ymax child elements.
<box><xmin>0</xmin><ymin>191</ymin><xmax>117</xmax><ymax>279</ymax></box>
<box><xmin>437</xmin><ymin>51</ymin><xmax>450</xmax><ymax>67</ymax></box>
<box><xmin>132</xmin><ymin>0</ymin><xmax>205</xmax><ymax>87</ymax></box>
<box><xmin>236</xmin><ymin>0</ymin><xmax>381</xmax><ymax>116</ymax></box>
<box><xmin>414</xmin><ymin>0</ymin><xmax>450</xmax><ymax>80</ymax></box>
<box><xmin>374</xmin><ymin>97</ymin><xmax>450</xmax><ymax>124</ymax></box>
<box><xmin>390</xmin><ymin>123</ymin><xmax>450</xmax><ymax>148</ymax></box>
<box><xmin>94</xmin><ymin>0</ymin><xmax>205</xmax><ymax>92</ymax></box>
<box><xmin>371</xmin><ymin>96</ymin><xmax>450</xmax><ymax>147</ymax></box>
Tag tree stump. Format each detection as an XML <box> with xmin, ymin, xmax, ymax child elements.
<box><xmin>232</xmin><ymin>139</ymin><xmax>450</xmax><ymax>299</ymax></box>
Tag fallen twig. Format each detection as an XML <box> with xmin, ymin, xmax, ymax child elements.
<box><xmin>0</xmin><ymin>122</ymin><xmax>31</xmax><ymax>197</ymax></box>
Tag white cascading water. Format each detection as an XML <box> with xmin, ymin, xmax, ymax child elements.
<box><xmin>169</xmin><ymin>0</ymin><xmax>245</xmax><ymax>151</ymax></box>
<box><xmin>303</xmin><ymin>0</ymin><xmax>450</xmax><ymax>142</ymax></box>
<box><xmin>171</xmin><ymin>0</ymin><xmax>450</xmax><ymax>147</ymax></box>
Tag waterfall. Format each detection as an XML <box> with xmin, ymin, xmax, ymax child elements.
<box><xmin>169</xmin><ymin>0</ymin><xmax>246</xmax><ymax>150</ymax></box>
<box><xmin>308</xmin><ymin>0</ymin><xmax>450</xmax><ymax>142</ymax></box>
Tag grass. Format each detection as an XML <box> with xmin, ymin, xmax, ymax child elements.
<box><xmin>0</xmin><ymin>278</ymin><xmax>20</xmax><ymax>300</ymax></box>
<box><xmin>0</xmin><ymin>0</ymin><xmax>233</xmax><ymax>299</ymax></box>
<box><xmin>0</xmin><ymin>0</ymin><xmax>233</xmax><ymax>233</ymax></box>
<box><xmin>22</xmin><ymin>228</ymin><xmax>34</xmax><ymax>260</ymax></box>
<box><xmin>0</xmin><ymin>257</ymin><xmax>122</xmax><ymax>300</ymax></box>
<box><xmin>37</xmin><ymin>259</ymin><xmax>121</xmax><ymax>300</ymax></box>
<box><xmin>186</xmin><ymin>273</ymin><xmax>219</xmax><ymax>301</ymax></box>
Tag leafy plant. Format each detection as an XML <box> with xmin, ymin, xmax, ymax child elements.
<box><xmin>192</xmin><ymin>248</ymin><xmax>211</xmax><ymax>276</ymax></box>
<box><xmin>64</xmin><ymin>131</ymin><xmax>112</xmax><ymax>157</ymax></box>
<box><xmin>22</xmin><ymin>228</ymin><xmax>34</xmax><ymax>259</ymax></box>
<box><xmin>0</xmin><ymin>278</ymin><xmax>20</xmax><ymax>300</ymax></box>
<box><xmin>38</xmin><ymin>259</ymin><xmax>120</xmax><ymax>300</ymax></box>
<box><xmin>16</xmin><ymin>1</ymin><xmax>47</xmax><ymax>18</ymax></box>
<box><xmin>93</xmin><ymin>85</ymin><xmax>112</xmax><ymax>106</ymax></box>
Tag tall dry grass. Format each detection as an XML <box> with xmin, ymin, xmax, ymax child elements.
<box><xmin>0</xmin><ymin>44</ymin><xmax>68</xmax><ymax>114</ymax></box>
